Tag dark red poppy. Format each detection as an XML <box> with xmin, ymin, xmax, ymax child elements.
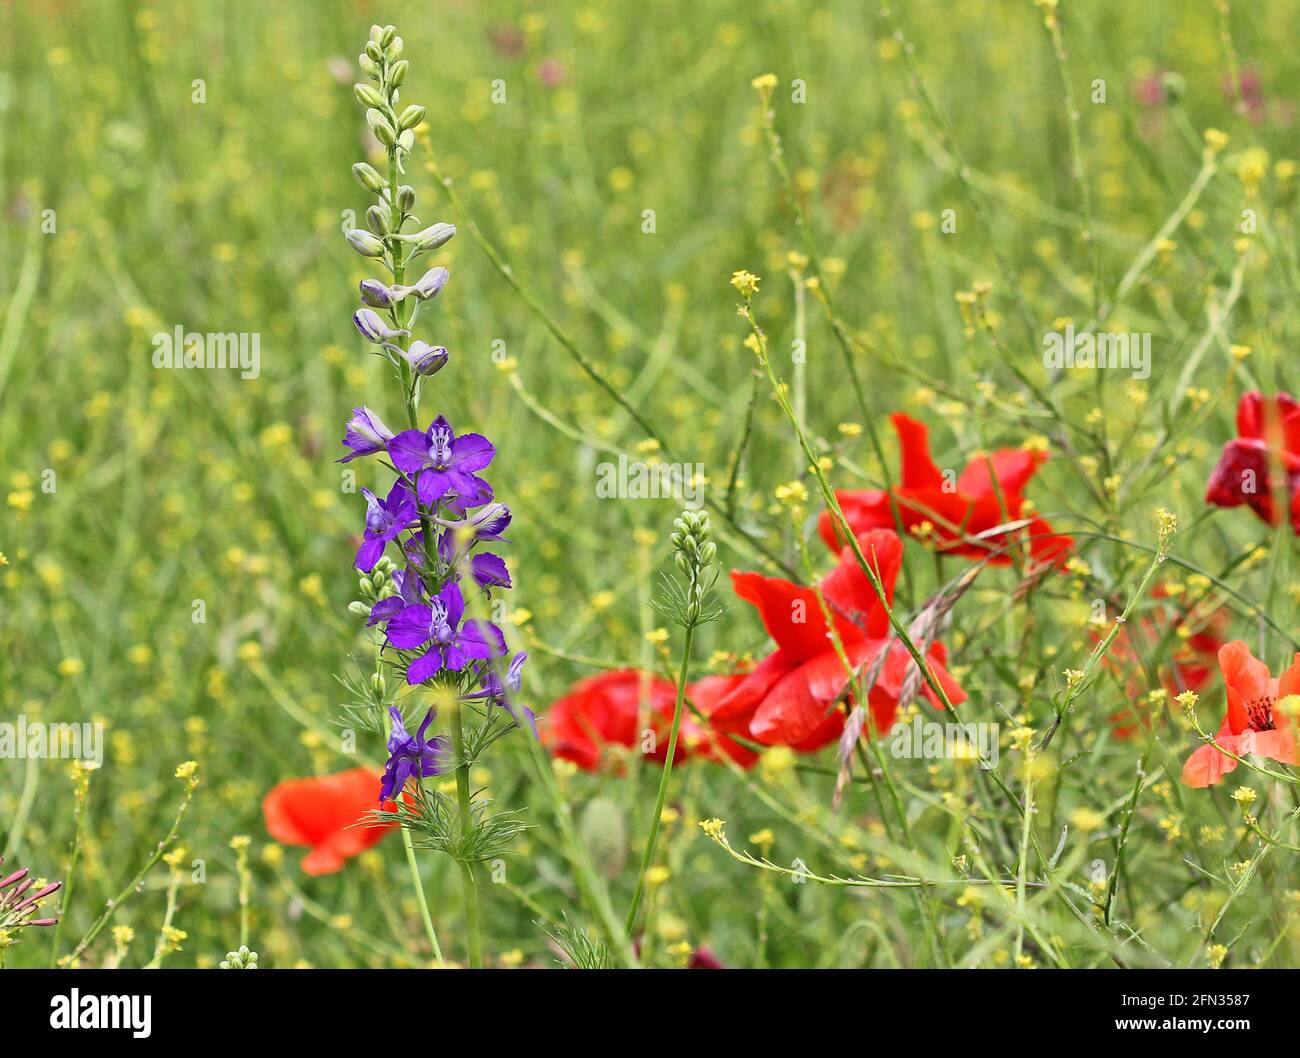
<box><xmin>1182</xmin><ymin>641</ymin><xmax>1300</xmax><ymax>787</ymax></box>
<box><xmin>710</xmin><ymin>528</ymin><xmax>966</xmax><ymax>751</ymax></box>
<box><xmin>817</xmin><ymin>413</ymin><xmax>1072</xmax><ymax>569</ymax></box>
<box><xmin>262</xmin><ymin>768</ymin><xmax>395</xmax><ymax>876</ymax></box>
<box><xmin>1205</xmin><ymin>392</ymin><xmax>1300</xmax><ymax>533</ymax></box>
<box><xmin>540</xmin><ymin>669</ymin><xmax>682</xmax><ymax>772</ymax></box>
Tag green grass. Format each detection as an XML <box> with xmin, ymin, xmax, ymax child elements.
<box><xmin>4</xmin><ymin>0</ymin><xmax>1300</xmax><ymax>969</ymax></box>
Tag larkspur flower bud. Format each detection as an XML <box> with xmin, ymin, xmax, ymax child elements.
<box><xmin>379</xmin><ymin>25</ymin><xmax>396</xmax><ymax>47</ymax></box>
<box><xmin>385</xmin><ymin>36</ymin><xmax>403</xmax><ymax>61</ymax></box>
<box><xmin>365</xmin><ymin>204</ymin><xmax>390</xmax><ymax>235</ymax></box>
<box><xmin>352</xmin><ymin>161</ymin><xmax>385</xmax><ymax>191</ymax></box>
<box><xmin>367</xmin><ymin>109</ymin><xmax>397</xmax><ymax>147</ymax></box>
<box><xmin>396</xmin><ymin>185</ymin><xmax>416</xmax><ymax>212</ymax></box>
<box><xmin>344</xmin><ymin>228</ymin><xmax>386</xmax><ymax>257</ymax></box>
<box><xmin>369</xmin><ymin>24</ymin><xmax>384</xmax><ymax>43</ymax></box>
<box><xmin>348</xmin><ymin>601</ymin><xmax>370</xmax><ymax>617</ymax></box>
<box><xmin>352</xmin><ymin>307</ymin><xmax>411</xmax><ymax>343</ymax></box>
<box><xmin>397</xmin><ymin>129</ymin><xmax>415</xmax><ymax>153</ymax></box>
<box><xmin>364</xmin><ymin>40</ymin><xmax>383</xmax><ymax>62</ymax></box>
<box><xmin>388</xmin><ymin>59</ymin><xmax>409</xmax><ymax>87</ymax></box>
<box><xmin>409</xmin><ymin>267</ymin><xmax>449</xmax><ymax>300</ymax></box>
<box><xmin>371</xmin><ymin>672</ymin><xmax>387</xmax><ymax>696</ymax></box>
<box><xmin>359</xmin><ymin>53</ymin><xmax>379</xmax><ymax>77</ymax></box>
<box><xmin>394</xmin><ymin>340</ymin><xmax>449</xmax><ymax>377</ymax></box>
<box><xmin>354</xmin><ymin>84</ymin><xmax>385</xmax><ymax>110</ymax></box>
<box><xmin>391</xmin><ymin>223</ymin><xmax>457</xmax><ymax>257</ymax></box>
<box><xmin>359</xmin><ymin>278</ymin><xmax>394</xmax><ymax>308</ymax></box>
<box><xmin>397</xmin><ymin>104</ymin><xmax>426</xmax><ymax>131</ymax></box>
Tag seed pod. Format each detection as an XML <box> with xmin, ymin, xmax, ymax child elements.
<box><xmin>344</xmin><ymin>228</ymin><xmax>385</xmax><ymax>257</ymax></box>
<box><xmin>397</xmin><ymin>104</ymin><xmax>426</xmax><ymax>131</ymax></box>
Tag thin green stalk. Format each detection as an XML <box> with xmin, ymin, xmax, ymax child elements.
<box><xmin>625</xmin><ymin>623</ymin><xmax>694</xmax><ymax>935</ymax></box>
<box><xmin>452</xmin><ymin>705</ymin><xmax>484</xmax><ymax>968</ymax></box>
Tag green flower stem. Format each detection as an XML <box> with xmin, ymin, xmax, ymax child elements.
<box><xmin>452</xmin><ymin>705</ymin><xmax>484</xmax><ymax>968</ymax></box>
<box><xmin>625</xmin><ymin>623</ymin><xmax>694</xmax><ymax>936</ymax></box>
<box><xmin>401</xmin><ymin>826</ymin><xmax>445</xmax><ymax>966</ymax></box>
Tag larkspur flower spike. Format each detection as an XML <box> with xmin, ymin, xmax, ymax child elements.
<box><xmin>337</xmin><ymin>23</ymin><xmax>532</xmax><ymax>823</ymax></box>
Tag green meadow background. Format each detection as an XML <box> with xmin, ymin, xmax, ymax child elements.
<box><xmin>3</xmin><ymin>0</ymin><xmax>1300</xmax><ymax>968</ymax></box>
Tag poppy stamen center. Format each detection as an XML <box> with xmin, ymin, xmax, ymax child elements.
<box><xmin>1245</xmin><ymin>695</ymin><xmax>1276</xmax><ymax>731</ymax></box>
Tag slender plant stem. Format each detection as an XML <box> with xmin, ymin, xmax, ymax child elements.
<box><xmin>452</xmin><ymin>705</ymin><xmax>484</xmax><ymax>968</ymax></box>
<box><xmin>625</xmin><ymin>623</ymin><xmax>694</xmax><ymax>936</ymax></box>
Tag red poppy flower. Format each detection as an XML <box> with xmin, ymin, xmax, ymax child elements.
<box><xmin>1182</xmin><ymin>641</ymin><xmax>1300</xmax><ymax>787</ymax></box>
<box><xmin>262</xmin><ymin>768</ymin><xmax>395</xmax><ymax>875</ymax></box>
<box><xmin>682</xmin><ymin>673</ymin><xmax>759</xmax><ymax>768</ymax></box>
<box><xmin>1205</xmin><ymin>392</ymin><xmax>1300</xmax><ymax>532</ymax></box>
<box><xmin>541</xmin><ymin>669</ymin><xmax>684</xmax><ymax>772</ymax></box>
<box><xmin>817</xmin><ymin>413</ymin><xmax>1071</xmax><ymax>568</ymax></box>
<box><xmin>710</xmin><ymin>528</ymin><xmax>966</xmax><ymax>751</ymax></box>
<box><xmin>1103</xmin><ymin>584</ymin><xmax>1228</xmax><ymax>738</ymax></box>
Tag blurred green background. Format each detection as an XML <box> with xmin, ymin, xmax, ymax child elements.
<box><xmin>4</xmin><ymin>0</ymin><xmax>1300</xmax><ymax>968</ymax></box>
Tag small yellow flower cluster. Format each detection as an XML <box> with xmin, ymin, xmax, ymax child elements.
<box><xmin>730</xmin><ymin>269</ymin><xmax>762</xmax><ymax>298</ymax></box>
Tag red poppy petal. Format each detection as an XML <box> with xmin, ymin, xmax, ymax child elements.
<box><xmin>821</xmin><ymin>530</ymin><xmax>901</xmax><ymax>638</ymax></box>
<box><xmin>1181</xmin><ymin>741</ymin><xmax>1238</xmax><ymax>787</ymax></box>
<box><xmin>956</xmin><ymin>447</ymin><xmax>1044</xmax><ymax>502</ymax></box>
<box><xmin>1219</xmin><ymin>640</ymin><xmax>1270</xmax><ymax>735</ymax></box>
<box><xmin>890</xmin><ymin>413</ymin><xmax>944</xmax><ymax>490</ymax></box>
<box><xmin>731</xmin><ymin>570</ymin><xmax>831</xmax><ymax>661</ymax></box>
<box><xmin>819</xmin><ymin>490</ymin><xmax>894</xmax><ymax>551</ymax></box>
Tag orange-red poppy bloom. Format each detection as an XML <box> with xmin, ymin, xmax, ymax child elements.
<box><xmin>1205</xmin><ymin>392</ymin><xmax>1300</xmax><ymax>532</ymax></box>
<box><xmin>1182</xmin><ymin>641</ymin><xmax>1300</xmax><ymax>787</ymax></box>
<box><xmin>262</xmin><ymin>767</ymin><xmax>396</xmax><ymax>875</ymax></box>
<box><xmin>682</xmin><ymin>672</ymin><xmax>759</xmax><ymax>768</ymax></box>
<box><xmin>1102</xmin><ymin>584</ymin><xmax>1228</xmax><ymax>738</ymax></box>
<box><xmin>817</xmin><ymin>413</ymin><xmax>1071</xmax><ymax>568</ymax></box>
<box><xmin>540</xmin><ymin>669</ymin><xmax>682</xmax><ymax>772</ymax></box>
<box><xmin>710</xmin><ymin>528</ymin><xmax>966</xmax><ymax>751</ymax></box>
<box><xmin>541</xmin><ymin>670</ymin><xmax>760</xmax><ymax>772</ymax></box>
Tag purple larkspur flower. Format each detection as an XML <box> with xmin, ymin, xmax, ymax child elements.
<box><xmin>360</xmin><ymin>267</ymin><xmax>450</xmax><ymax>310</ymax></box>
<box><xmin>353</xmin><ymin>307</ymin><xmax>411</xmax><ymax>344</ymax></box>
<box><xmin>356</xmin><ymin>482</ymin><xmax>417</xmax><ymax>573</ymax></box>
<box><xmin>466</xmin><ymin>652</ymin><xmax>535</xmax><ymax>735</ymax></box>
<box><xmin>339</xmin><ymin>406</ymin><xmax>395</xmax><ymax>463</ymax></box>
<box><xmin>470</xmin><ymin>552</ymin><xmax>511</xmax><ymax>591</ymax></box>
<box><xmin>434</xmin><ymin>503</ymin><xmax>512</xmax><ymax>542</ymax></box>
<box><xmin>367</xmin><ymin>566</ymin><xmax>426</xmax><ymax>627</ymax></box>
<box><xmin>388</xmin><ymin>415</ymin><xmax>495</xmax><ymax>508</ymax></box>
<box><xmin>389</xmin><ymin>340</ymin><xmax>448</xmax><ymax>378</ymax></box>
<box><xmin>379</xmin><ymin>706</ymin><xmax>449</xmax><ymax>801</ymax></box>
<box><xmin>385</xmin><ymin>581</ymin><xmax>507</xmax><ymax>684</ymax></box>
